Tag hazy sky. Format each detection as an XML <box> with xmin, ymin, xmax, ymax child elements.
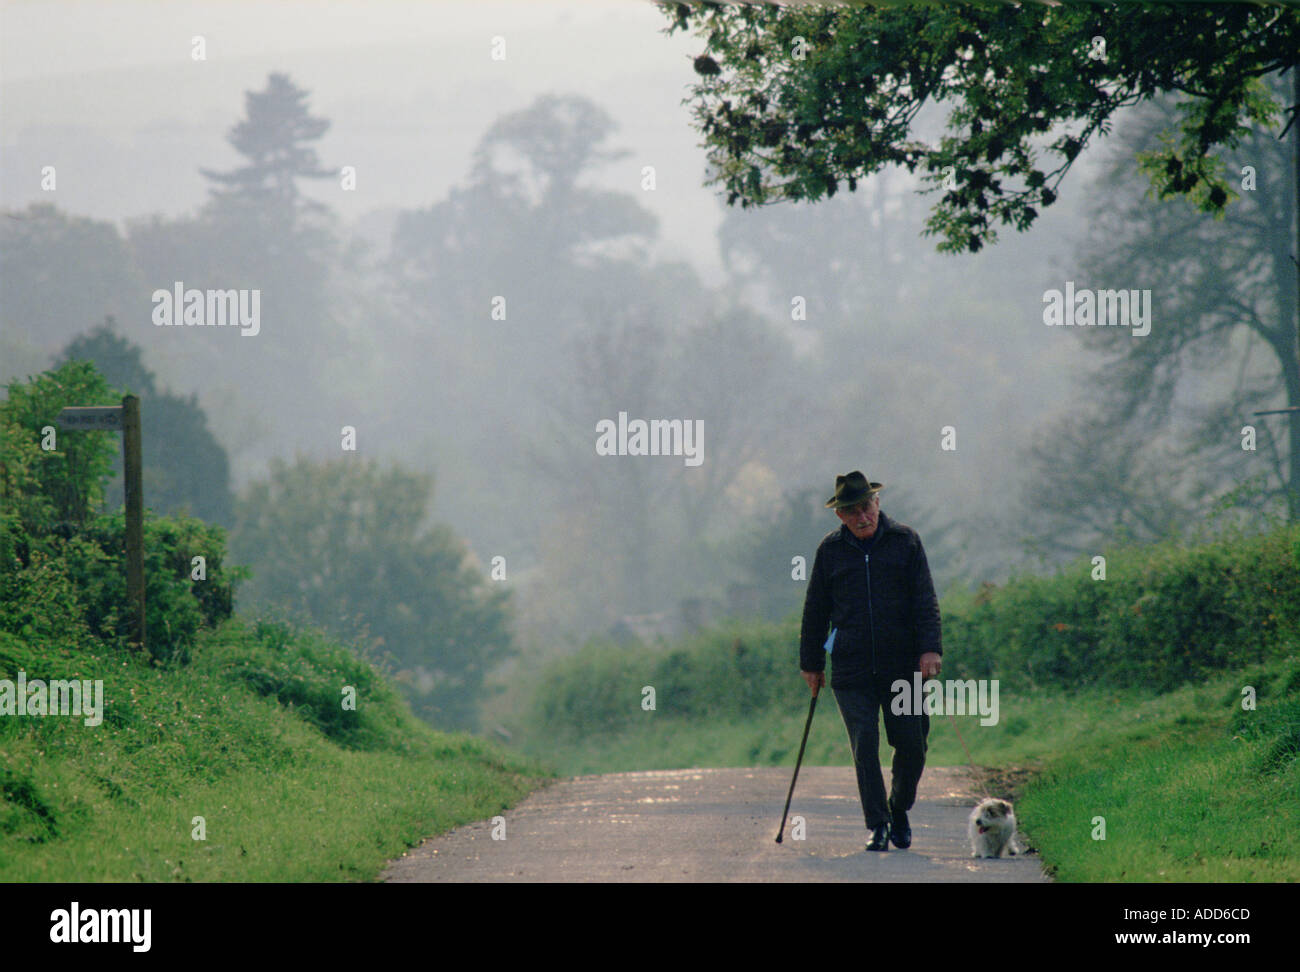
<box><xmin>0</xmin><ymin>0</ymin><xmax>728</xmax><ymax>275</ymax></box>
<box><xmin>5</xmin><ymin>0</ymin><xmax>1243</xmax><ymax>636</ymax></box>
<box><xmin>0</xmin><ymin>0</ymin><xmax>1150</xmax><ymax>577</ymax></box>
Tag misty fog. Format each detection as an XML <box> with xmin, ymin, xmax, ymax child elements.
<box><xmin>3</xmin><ymin>0</ymin><xmax>1285</xmax><ymax>732</ymax></box>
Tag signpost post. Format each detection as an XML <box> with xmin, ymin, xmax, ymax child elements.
<box><xmin>1252</xmin><ymin>406</ymin><xmax>1300</xmax><ymax>519</ymax></box>
<box><xmin>56</xmin><ymin>396</ymin><xmax>145</xmax><ymax>654</ymax></box>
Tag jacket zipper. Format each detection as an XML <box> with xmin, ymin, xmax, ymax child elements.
<box><xmin>865</xmin><ymin>553</ymin><xmax>877</xmax><ymax>675</ymax></box>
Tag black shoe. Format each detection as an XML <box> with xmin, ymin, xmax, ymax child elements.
<box><xmin>889</xmin><ymin>804</ymin><xmax>911</xmax><ymax>849</ymax></box>
<box><xmin>866</xmin><ymin>823</ymin><xmax>890</xmax><ymax>851</ymax></box>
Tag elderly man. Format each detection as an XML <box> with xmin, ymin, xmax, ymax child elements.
<box><xmin>799</xmin><ymin>471</ymin><xmax>943</xmax><ymax>852</ymax></box>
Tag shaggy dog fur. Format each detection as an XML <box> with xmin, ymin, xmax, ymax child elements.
<box><xmin>968</xmin><ymin>798</ymin><xmax>1021</xmax><ymax>858</ymax></box>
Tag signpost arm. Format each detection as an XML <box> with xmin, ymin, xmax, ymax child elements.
<box><xmin>122</xmin><ymin>394</ymin><xmax>146</xmax><ymax>654</ymax></box>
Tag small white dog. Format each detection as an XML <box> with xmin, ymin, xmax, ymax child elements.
<box><xmin>968</xmin><ymin>798</ymin><xmax>1021</xmax><ymax>858</ymax></box>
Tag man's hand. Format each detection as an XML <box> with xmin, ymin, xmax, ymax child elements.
<box><xmin>801</xmin><ymin>670</ymin><xmax>825</xmax><ymax>697</ymax></box>
<box><xmin>920</xmin><ymin>652</ymin><xmax>942</xmax><ymax>679</ymax></box>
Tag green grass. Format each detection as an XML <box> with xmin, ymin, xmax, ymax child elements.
<box><xmin>0</xmin><ymin>618</ymin><xmax>554</xmax><ymax>881</ymax></box>
<box><xmin>512</xmin><ymin>674</ymin><xmax>1240</xmax><ymax>776</ymax></box>
<box><xmin>1014</xmin><ymin>665</ymin><xmax>1300</xmax><ymax>882</ymax></box>
<box><xmin>512</xmin><ymin>658</ymin><xmax>1300</xmax><ymax>881</ymax></box>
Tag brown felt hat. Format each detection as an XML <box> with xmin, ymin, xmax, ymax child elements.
<box><xmin>825</xmin><ymin>470</ymin><xmax>884</xmax><ymax>509</ymax></box>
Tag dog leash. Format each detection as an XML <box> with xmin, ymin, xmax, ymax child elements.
<box><xmin>946</xmin><ymin>710</ymin><xmax>995</xmax><ymax>801</ymax></box>
<box><xmin>946</xmin><ymin>707</ymin><xmax>1025</xmax><ymax>855</ymax></box>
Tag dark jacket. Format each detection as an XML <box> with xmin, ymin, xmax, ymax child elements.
<box><xmin>799</xmin><ymin>511</ymin><xmax>942</xmax><ymax>687</ymax></box>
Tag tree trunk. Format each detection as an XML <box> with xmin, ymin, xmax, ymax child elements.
<box><xmin>1290</xmin><ymin>67</ymin><xmax>1300</xmax><ymax>521</ymax></box>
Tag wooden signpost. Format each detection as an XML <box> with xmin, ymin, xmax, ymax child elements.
<box><xmin>56</xmin><ymin>396</ymin><xmax>145</xmax><ymax>654</ymax></box>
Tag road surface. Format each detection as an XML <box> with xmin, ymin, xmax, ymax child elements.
<box><xmin>382</xmin><ymin>765</ymin><xmax>1050</xmax><ymax>882</ymax></box>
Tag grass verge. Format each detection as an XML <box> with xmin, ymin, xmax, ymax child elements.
<box><xmin>0</xmin><ymin>617</ymin><xmax>554</xmax><ymax>881</ymax></box>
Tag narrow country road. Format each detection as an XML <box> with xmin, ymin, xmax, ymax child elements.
<box><xmin>382</xmin><ymin>766</ymin><xmax>1050</xmax><ymax>883</ymax></box>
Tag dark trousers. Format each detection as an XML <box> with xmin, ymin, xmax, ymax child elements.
<box><xmin>833</xmin><ymin>676</ymin><xmax>929</xmax><ymax>830</ymax></box>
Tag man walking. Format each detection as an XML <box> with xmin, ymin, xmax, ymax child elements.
<box><xmin>799</xmin><ymin>471</ymin><xmax>942</xmax><ymax>852</ymax></box>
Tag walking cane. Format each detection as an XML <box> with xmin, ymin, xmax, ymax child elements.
<box><xmin>775</xmin><ymin>684</ymin><xmax>819</xmax><ymax>843</ymax></box>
